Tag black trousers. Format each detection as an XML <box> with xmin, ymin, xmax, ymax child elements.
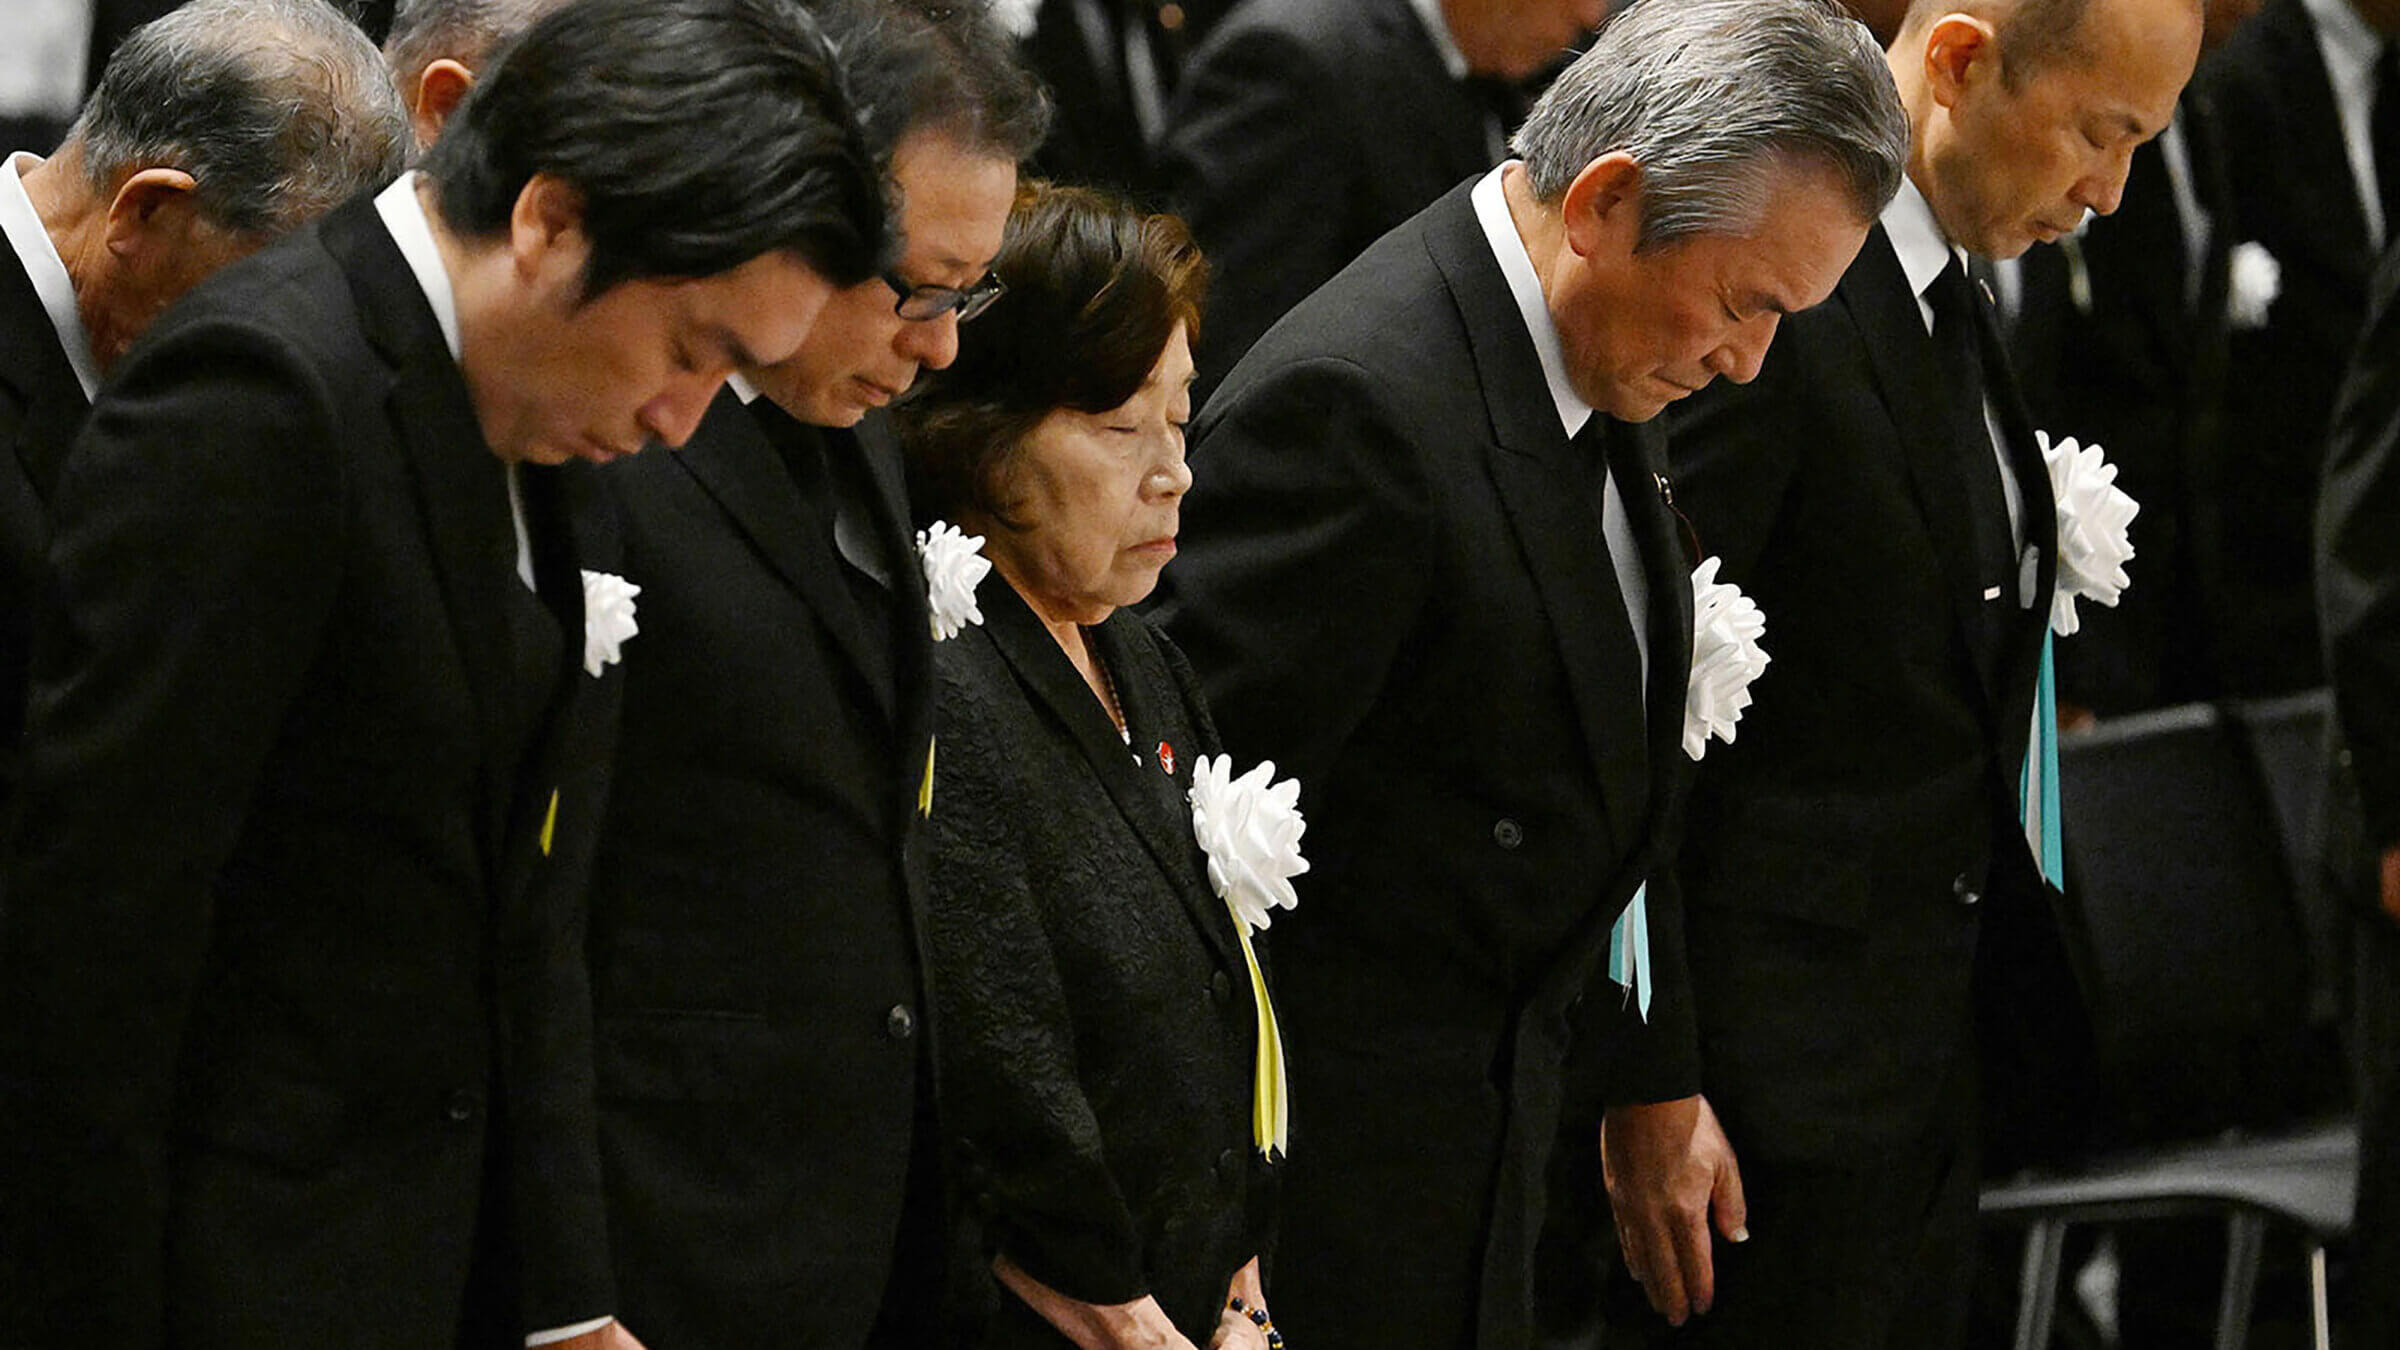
<box><xmin>2354</xmin><ymin>912</ymin><xmax>2400</xmax><ymax>1348</ymax></box>
<box><xmin>1606</xmin><ymin>1060</ymin><xmax>1981</xmax><ymax>1350</ymax></box>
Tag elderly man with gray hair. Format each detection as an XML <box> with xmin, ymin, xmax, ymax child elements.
<box><xmin>0</xmin><ymin>0</ymin><xmax>407</xmax><ymax>812</ymax></box>
<box><xmin>1149</xmin><ymin>2</ymin><xmax>1907</xmax><ymax>1345</ymax></box>
<box><xmin>384</xmin><ymin>0</ymin><xmax>577</xmax><ymax>149</ymax></box>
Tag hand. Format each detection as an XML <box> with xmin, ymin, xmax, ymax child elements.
<box><xmin>1211</xmin><ymin>1258</ymin><xmax>1271</xmax><ymax>1350</ymax></box>
<box><xmin>1601</xmin><ymin>1093</ymin><xmax>1746</xmax><ymax>1326</ymax></box>
<box><xmin>2379</xmin><ymin>845</ymin><xmax>2400</xmax><ymax>926</ymax></box>
<box><xmin>994</xmin><ymin>1252</ymin><xmax>1202</xmax><ymax>1350</ymax></box>
<box><xmin>545</xmin><ymin>1322</ymin><xmax>649</xmax><ymax>1350</ymax></box>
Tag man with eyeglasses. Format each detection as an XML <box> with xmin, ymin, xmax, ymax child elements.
<box><xmin>573</xmin><ymin>3</ymin><xmax>1048</xmax><ymax>1345</ymax></box>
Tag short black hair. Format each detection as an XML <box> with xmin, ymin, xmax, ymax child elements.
<box><xmin>899</xmin><ymin>181</ymin><xmax>1205</xmax><ymax>526</ymax></box>
<box><xmin>421</xmin><ymin>0</ymin><xmax>888</xmax><ymax>297</ymax></box>
<box><xmin>821</xmin><ymin>0</ymin><xmax>1051</xmax><ymax>164</ymax></box>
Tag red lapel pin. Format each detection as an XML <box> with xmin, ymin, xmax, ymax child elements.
<box><xmin>1158</xmin><ymin>741</ymin><xmax>1175</xmax><ymax>775</ymax></box>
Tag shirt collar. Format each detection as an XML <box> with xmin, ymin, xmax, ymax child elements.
<box><xmin>727</xmin><ymin>370</ymin><xmax>762</xmax><ymax>405</ymax></box>
<box><xmin>1</xmin><ymin>152</ymin><xmax>102</xmax><ymax>401</ymax></box>
<box><xmin>1882</xmin><ymin>172</ymin><xmax>1959</xmax><ymax>304</ymax></box>
<box><xmin>2303</xmin><ymin>0</ymin><xmax>2384</xmax><ymax>71</ymax></box>
<box><xmin>372</xmin><ymin>171</ymin><xmax>462</xmax><ymax>362</ymax></box>
<box><xmin>1406</xmin><ymin>0</ymin><xmax>1473</xmax><ymax>80</ymax></box>
<box><xmin>1471</xmin><ymin>164</ymin><xmax>1592</xmax><ymax>440</ymax></box>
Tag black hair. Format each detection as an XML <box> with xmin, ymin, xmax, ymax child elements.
<box><xmin>422</xmin><ymin>0</ymin><xmax>889</xmax><ymax>297</ymax></box>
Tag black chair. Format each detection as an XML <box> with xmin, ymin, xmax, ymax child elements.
<box><xmin>1979</xmin><ymin>702</ymin><xmax>2358</xmax><ymax>1350</ymax></box>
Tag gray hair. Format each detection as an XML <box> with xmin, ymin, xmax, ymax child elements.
<box><xmin>384</xmin><ymin>0</ymin><xmax>575</xmax><ymax>96</ymax></box>
<box><xmin>1512</xmin><ymin>0</ymin><xmax>1908</xmax><ymax>249</ymax></box>
<box><xmin>65</xmin><ymin>0</ymin><xmax>409</xmax><ymax>236</ymax></box>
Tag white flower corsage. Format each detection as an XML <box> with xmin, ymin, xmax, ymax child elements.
<box><xmin>2038</xmin><ymin>430</ymin><xmax>2140</xmax><ymax>637</ymax></box>
<box><xmin>580</xmin><ymin>570</ymin><xmax>641</xmax><ymax>677</ymax></box>
<box><xmin>1187</xmin><ymin>755</ymin><xmax>1309</xmax><ymax>934</ymax></box>
<box><xmin>1684</xmin><ymin>557</ymin><xmax>1771</xmax><ymax>761</ymax></box>
<box><xmin>916</xmin><ymin>520</ymin><xmax>991</xmax><ymax>642</ymax></box>
<box><xmin>2227</xmin><ymin>241</ymin><xmax>2281</xmax><ymax>331</ymax></box>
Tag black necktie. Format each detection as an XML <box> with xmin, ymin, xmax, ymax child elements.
<box><xmin>1926</xmin><ymin>255</ymin><xmax>2018</xmax><ymax>654</ymax></box>
<box><xmin>1570</xmin><ymin>416</ymin><xmax>1651</xmax><ymax>830</ymax></box>
<box><xmin>2374</xmin><ymin>41</ymin><xmax>2400</xmax><ymax>244</ymax></box>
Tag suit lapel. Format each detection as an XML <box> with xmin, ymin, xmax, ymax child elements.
<box><xmin>850</xmin><ymin>413</ymin><xmax>937</xmax><ymax>747</ymax></box>
<box><xmin>2261</xmin><ymin>0</ymin><xmax>2375</xmax><ymax>272</ymax></box>
<box><xmin>1619</xmin><ymin>419</ymin><xmax>1696</xmax><ymax>825</ymax></box>
<box><xmin>981</xmin><ymin>581</ymin><xmax>1242</xmax><ymax>973</ymax></box>
<box><xmin>320</xmin><ymin>199</ymin><xmax>521</xmax><ymax>839</ymax></box>
<box><xmin>0</xmin><ymin>252</ymin><xmax>91</xmax><ymax>507</ymax></box>
<box><xmin>673</xmin><ymin>392</ymin><xmax>899</xmax><ymax>721</ymax></box>
<box><xmin>1837</xmin><ymin>228</ymin><xmax>2012</xmax><ymax>718</ymax></box>
<box><xmin>1422</xmin><ymin>186</ymin><xmax>1651</xmax><ymax>858</ymax></box>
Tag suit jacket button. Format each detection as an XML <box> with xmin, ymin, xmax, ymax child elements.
<box><xmin>886</xmin><ymin>1004</ymin><xmax>917</xmax><ymax>1040</ymax></box>
<box><xmin>1953</xmin><ymin>874</ymin><xmax>1981</xmax><ymax>906</ymax></box>
<box><xmin>1493</xmin><ymin>818</ymin><xmax>1524</xmax><ymax>849</ymax></box>
<box><xmin>1211</xmin><ymin>970</ymin><xmax>1234</xmax><ymax>1005</ymax></box>
<box><xmin>445</xmin><ymin>1089</ymin><xmax>478</xmax><ymax>1124</ymax></box>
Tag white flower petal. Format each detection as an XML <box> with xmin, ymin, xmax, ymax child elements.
<box><xmin>916</xmin><ymin>521</ymin><xmax>991</xmax><ymax>642</ymax></box>
<box><xmin>1685</xmin><ymin>557</ymin><xmax>1771</xmax><ymax>761</ymax></box>
<box><xmin>1188</xmin><ymin>754</ymin><xmax>1309</xmax><ymax>934</ymax></box>
<box><xmin>2228</xmin><ymin>241</ymin><xmax>2281</xmax><ymax>331</ymax></box>
<box><xmin>2037</xmin><ymin>430</ymin><xmax>2141</xmax><ymax>638</ymax></box>
<box><xmin>580</xmin><ymin>570</ymin><xmax>642</xmax><ymax>677</ymax></box>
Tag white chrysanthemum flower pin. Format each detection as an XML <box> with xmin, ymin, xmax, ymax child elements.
<box><xmin>1188</xmin><ymin>755</ymin><xmax>1308</xmax><ymax>934</ymax></box>
<box><xmin>916</xmin><ymin>521</ymin><xmax>991</xmax><ymax>642</ymax></box>
<box><xmin>2038</xmin><ymin>430</ymin><xmax>2140</xmax><ymax>637</ymax></box>
<box><xmin>1685</xmin><ymin>557</ymin><xmax>1771</xmax><ymax>761</ymax></box>
<box><xmin>2228</xmin><ymin>241</ymin><xmax>2281</xmax><ymax>330</ymax></box>
<box><xmin>580</xmin><ymin>570</ymin><xmax>641</xmax><ymax>677</ymax></box>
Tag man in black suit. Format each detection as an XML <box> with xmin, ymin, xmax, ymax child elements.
<box><xmin>2192</xmin><ymin>0</ymin><xmax>2398</xmax><ymax>697</ymax></box>
<box><xmin>1151</xmin><ymin>4</ymin><xmax>1907</xmax><ymax>1345</ymax></box>
<box><xmin>1017</xmin><ymin>0</ymin><xmax>1232</xmax><ymax>196</ymax></box>
<box><xmin>383</xmin><ymin>0</ymin><xmax>577</xmax><ymax>150</ymax></box>
<box><xmin>1159</xmin><ymin>0</ymin><xmax>1608</xmax><ymax>391</ymax></box>
<box><xmin>579</xmin><ymin>4</ymin><xmax>1045</xmax><ymax>1344</ymax></box>
<box><xmin>2316</xmin><ymin>234</ymin><xmax>2400</xmax><ymax>1350</ymax></box>
<box><xmin>0</xmin><ymin>0</ymin><xmax>407</xmax><ymax>811</ymax></box>
<box><xmin>1625</xmin><ymin>1</ymin><xmax>2202</xmax><ymax>1346</ymax></box>
<box><xmin>0</xmin><ymin>1</ymin><xmax>887</xmax><ymax>1345</ymax></box>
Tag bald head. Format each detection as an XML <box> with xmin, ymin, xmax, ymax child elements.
<box><xmin>383</xmin><ymin>0</ymin><xmax>577</xmax><ymax>148</ymax></box>
<box><xmin>1894</xmin><ymin>0</ymin><xmax>2202</xmax><ymax>257</ymax></box>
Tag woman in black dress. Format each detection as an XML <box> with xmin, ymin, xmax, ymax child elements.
<box><xmin>897</xmin><ymin>183</ymin><xmax>1294</xmax><ymax>1350</ymax></box>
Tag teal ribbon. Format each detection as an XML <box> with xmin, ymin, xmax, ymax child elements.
<box><xmin>1607</xmin><ymin>882</ymin><xmax>1652</xmax><ymax>1021</ymax></box>
<box><xmin>2018</xmin><ymin>633</ymin><xmax>2065</xmax><ymax>889</ymax></box>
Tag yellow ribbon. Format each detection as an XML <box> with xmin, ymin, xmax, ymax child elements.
<box><xmin>1232</xmin><ymin>918</ymin><xmax>1288</xmax><ymax>1160</ymax></box>
<box><xmin>538</xmin><ymin>788</ymin><xmax>559</xmax><ymax>857</ymax></box>
<box><xmin>918</xmin><ymin>737</ymin><xmax>936</xmax><ymax>818</ymax></box>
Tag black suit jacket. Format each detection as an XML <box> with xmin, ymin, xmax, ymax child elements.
<box><xmin>2320</xmin><ymin>239</ymin><xmax>2400</xmax><ymax>846</ymax></box>
<box><xmin>1160</xmin><ymin>0</ymin><xmax>1501</xmax><ymax>393</ymax></box>
<box><xmin>1667</xmin><ymin>225</ymin><xmax>2091</xmax><ymax>1172</ymax></box>
<box><xmin>2010</xmin><ymin>95</ymin><xmax>2233</xmax><ymax>712</ymax></box>
<box><xmin>0</xmin><ymin>247</ymin><xmax>87</xmax><ymax>810</ymax></box>
<box><xmin>1153</xmin><ymin>182</ymin><xmax>1699</xmax><ymax>1350</ymax></box>
<box><xmin>928</xmin><ymin>586</ymin><xmax>1270</xmax><ymax>1345</ymax></box>
<box><xmin>0</xmin><ymin>195</ymin><xmax>617</xmax><ymax>1347</ymax></box>
<box><xmin>2195</xmin><ymin>0</ymin><xmax>2380</xmax><ymax>696</ymax></box>
<box><xmin>585</xmin><ymin>393</ymin><xmax>940</xmax><ymax>1347</ymax></box>
<box><xmin>1020</xmin><ymin>0</ymin><xmax>1232</xmax><ymax>198</ymax></box>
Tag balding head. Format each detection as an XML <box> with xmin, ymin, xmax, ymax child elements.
<box><xmin>1893</xmin><ymin>0</ymin><xmax>2202</xmax><ymax>257</ymax></box>
<box><xmin>383</xmin><ymin>0</ymin><xmax>578</xmax><ymax>149</ymax></box>
<box><xmin>26</xmin><ymin>0</ymin><xmax>408</xmax><ymax>370</ymax></box>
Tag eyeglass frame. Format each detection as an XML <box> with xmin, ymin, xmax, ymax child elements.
<box><xmin>884</xmin><ymin>268</ymin><xmax>1006</xmax><ymax>322</ymax></box>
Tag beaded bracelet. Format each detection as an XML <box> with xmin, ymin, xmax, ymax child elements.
<box><xmin>1226</xmin><ymin>1296</ymin><xmax>1287</xmax><ymax>1350</ymax></box>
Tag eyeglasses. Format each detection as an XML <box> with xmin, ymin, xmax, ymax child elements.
<box><xmin>884</xmin><ymin>269</ymin><xmax>1006</xmax><ymax>322</ymax></box>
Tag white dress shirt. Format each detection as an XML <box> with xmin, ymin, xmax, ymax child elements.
<box><xmin>2302</xmin><ymin>0</ymin><xmax>2392</xmax><ymax>248</ymax></box>
<box><xmin>1469</xmin><ymin>164</ymin><xmax>1651</xmax><ymax>697</ymax></box>
<box><xmin>1884</xmin><ymin>175</ymin><xmax>2033</xmax><ymax>596</ymax></box>
<box><xmin>1</xmin><ymin>150</ymin><xmax>101</xmax><ymax>401</ymax></box>
<box><xmin>371</xmin><ymin>173</ymin><xmax>599</xmax><ymax>1350</ymax></box>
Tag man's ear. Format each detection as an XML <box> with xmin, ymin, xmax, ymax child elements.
<box><xmin>1560</xmin><ymin>151</ymin><xmax>1644</xmax><ymax>259</ymax></box>
<box><xmin>1920</xmin><ymin>12</ymin><xmax>1999</xmax><ymax>110</ymax></box>
<box><xmin>410</xmin><ymin>58</ymin><xmax>475</xmax><ymax>148</ymax></box>
<box><xmin>101</xmin><ymin>167</ymin><xmax>203</xmax><ymax>262</ymax></box>
<box><xmin>509</xmin><ymin>171</ymin><xmax>591</xmax><ymax>298</ymax></box>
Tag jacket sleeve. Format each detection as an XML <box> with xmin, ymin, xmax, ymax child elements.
<box><xmin>2319</xmin><ymin>241</ymin><xmax>2400</xmax><ymax>849</ymax></box>
<box><xmin>0</xmin><ymin>318</ymin><xmax>346</xmax><ymax>1347</ymax></box>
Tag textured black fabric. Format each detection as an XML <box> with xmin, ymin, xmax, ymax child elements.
<box><xmin>2376</xmin><ymin>42</ymin><xmax>2400</xmax><ymax>249</ymax></box>
<box><xmin>928</xmin><ymin>583</ymin><xmax>1270</xmax><ymax>1345</ymax></box>
<box><xmin>0</xmin><ymin>244</ymin><xmax>89</xmax><ymax>816</ymax></box>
